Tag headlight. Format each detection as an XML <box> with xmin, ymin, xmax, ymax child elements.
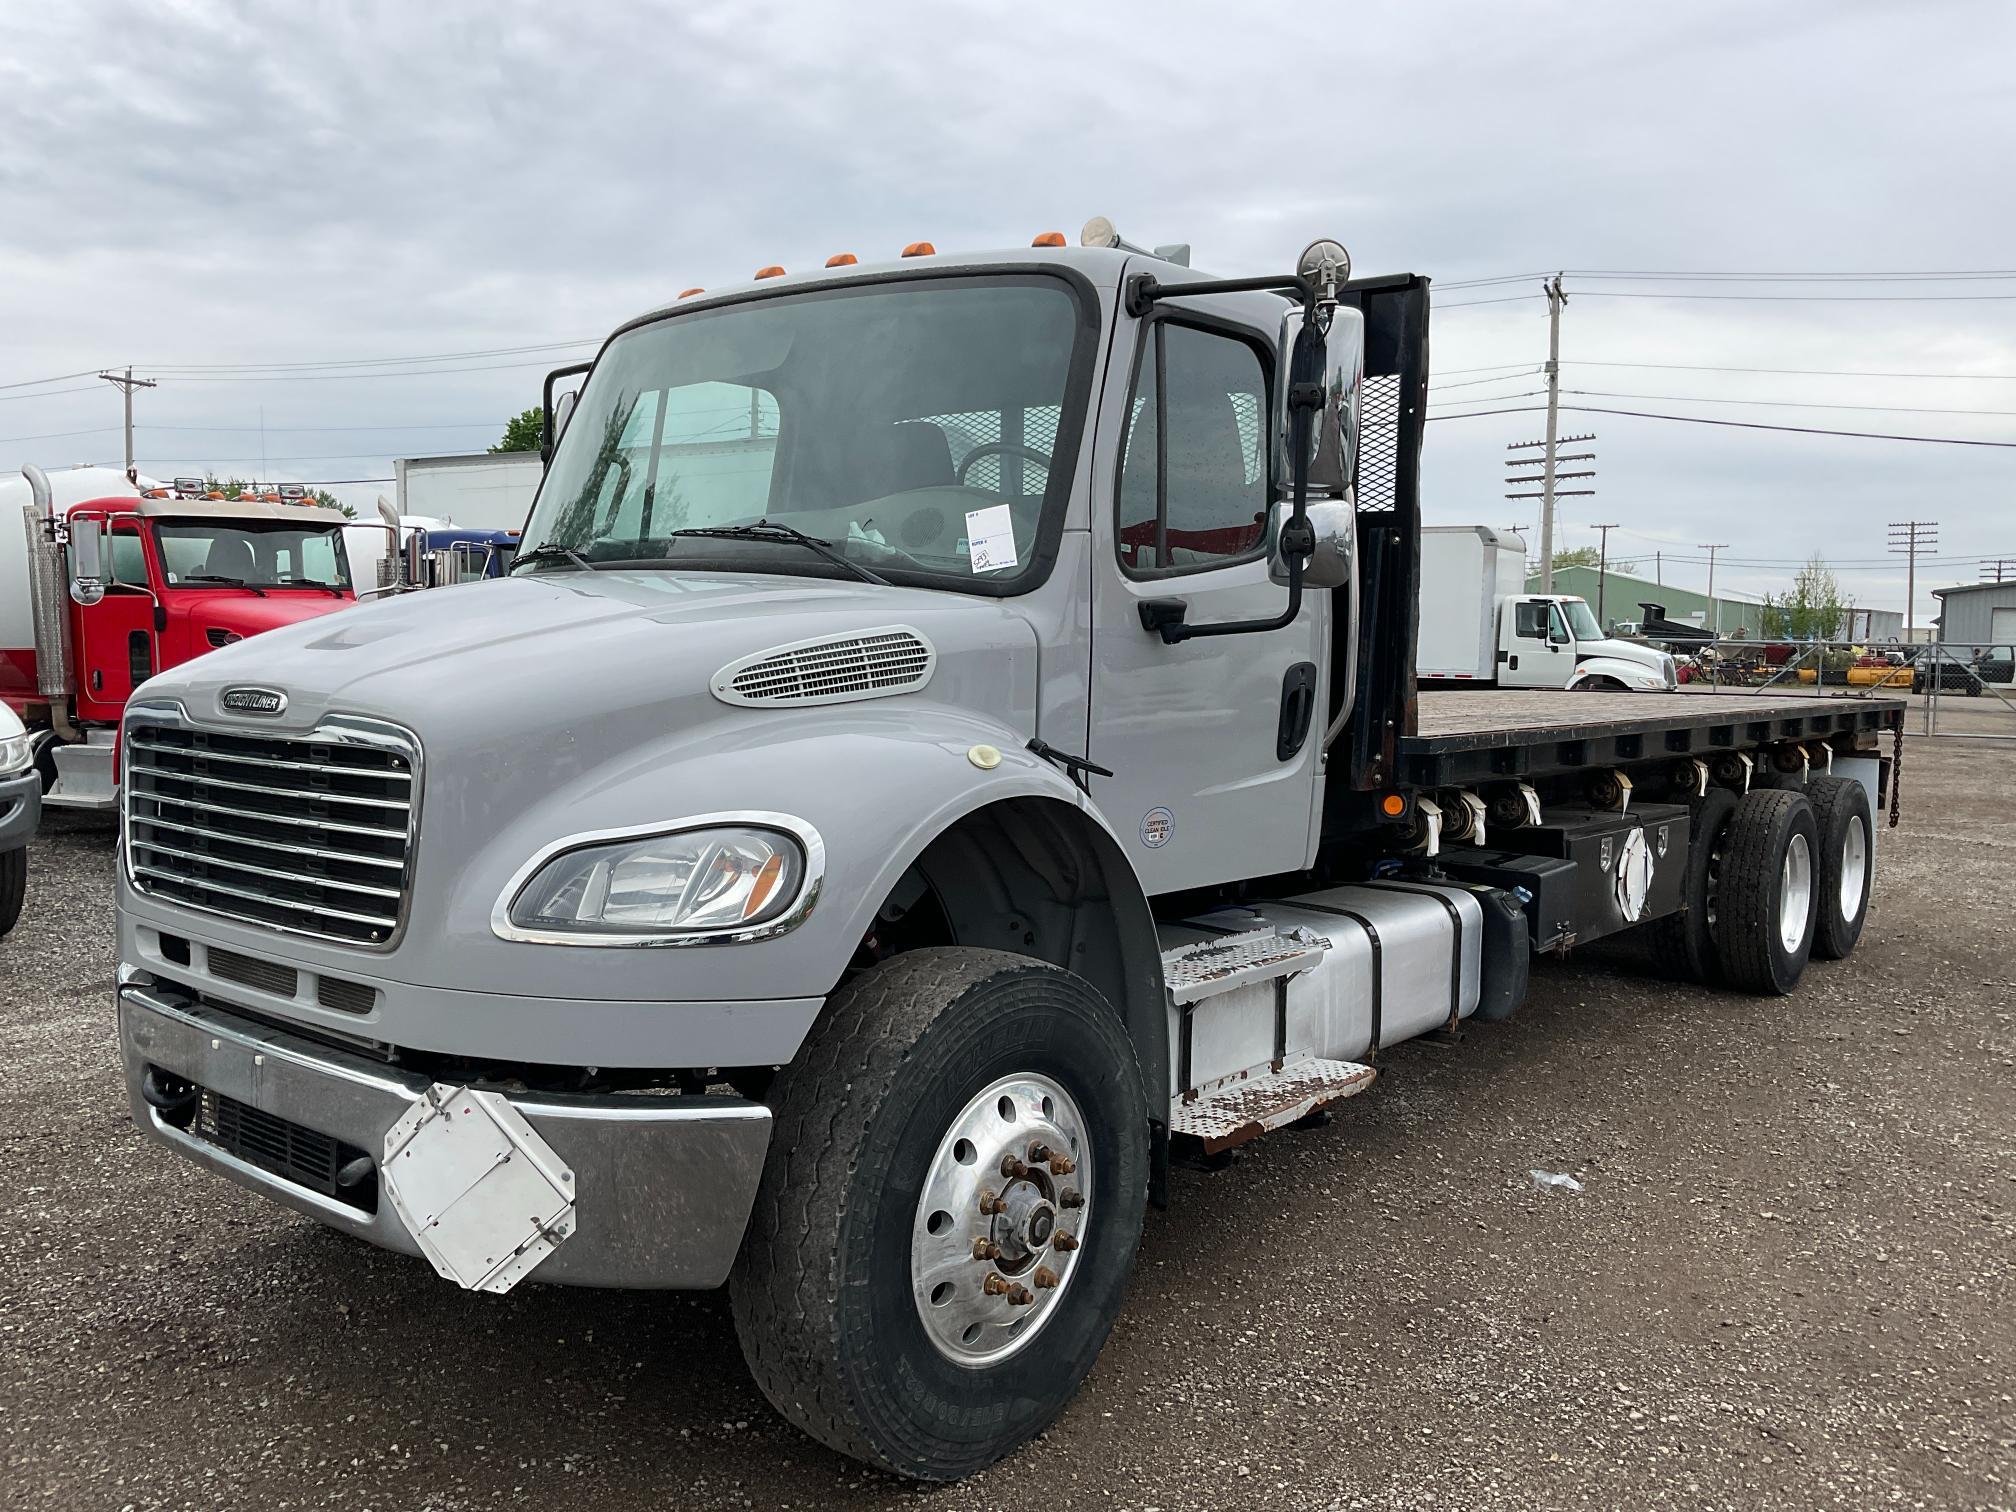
<box><xmin>497</xmin><ymin>816</ymin><xmax>821</xmax><ymax>945</ymax></box>
<box><xmin>0</xmin><ymin>732</ymin><xmax>31</xmax><ymax>776</ymax></box>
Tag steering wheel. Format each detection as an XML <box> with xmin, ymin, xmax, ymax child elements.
<box><xmin>954</xmin><ymin>442</ymin><xmax>1053</xmax><ymax>487</ymax></box>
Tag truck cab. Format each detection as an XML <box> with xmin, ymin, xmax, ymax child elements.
<box><xmin>2</xmin><ymin>470</ymin><xmax>359</xmax><ymax>807</ymax></box>
<box><xmin>1498</xmin><ymin>591</ymin><xmax>1674</xmax><ymax>690</ymax></box>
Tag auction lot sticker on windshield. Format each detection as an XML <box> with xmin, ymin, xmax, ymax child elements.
<box><xmin>964</xmin><ymin>504</ymin><xmax>1020</xmax><ymax>573</ymax></box>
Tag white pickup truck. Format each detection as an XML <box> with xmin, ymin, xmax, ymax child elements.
<box><xmin>1417</xmin><ymin>525</ymin><xmax>1674</xmax><ymax>691</ymax></box>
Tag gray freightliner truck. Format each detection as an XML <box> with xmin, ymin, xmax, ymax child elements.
<box><xmin>114</xmin><ymin>225</ymin><xmax>1903</xmax><ymax>1480</ymax></box>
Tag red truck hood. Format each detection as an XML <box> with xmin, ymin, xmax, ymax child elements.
<box><xmin>171</xmin><ymin>587</ymin><xmax>353</xmax><ymax>644</ymax></box>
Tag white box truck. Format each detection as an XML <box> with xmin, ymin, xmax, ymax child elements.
<box><xmin>1417</xmin><ymin>525</ymin><xmax>1674</xmax><ymax>691</ymax></box>
<box><xmin>393</xmin><ymin>451</ymin><xmax>541</xmax><ymax>532</ymax></box>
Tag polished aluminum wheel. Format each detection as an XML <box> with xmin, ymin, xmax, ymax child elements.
<box><xmin>910</xmin><ymin>1073</ymin><xmax>1091</xmax><ymax>1368</ymax></box>
<box><xmin>1839</xmin><ymin>815</ymin><xmax>1869</xmax><ymax>922</ymax></box>
<box><xmin>1779</xmin><ymin>832</ymin><xmax>1814</xmax><ymax>952</ymax></box>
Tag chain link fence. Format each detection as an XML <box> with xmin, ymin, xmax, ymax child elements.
<box><xmin>1671</xmin><ymin>638</ymin><xmax>2016</xmax><ymax>738</ymax></box>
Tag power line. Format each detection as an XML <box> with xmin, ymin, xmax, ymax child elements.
<box><xmin>0</xmin><ymin>383</ymin><xmax>107</xmax><ymax>404</ymax></box>
<box><xmin>143</xmin><ymin>337</ymin><xmax>597</xmax><ymax>373</ymax></box>
<box><xmin>1565</xmin><ymin>387</ymin><xmax>2016</xmax><ymax>418</ymax></box>
<box><xmin>1567</xmin><ymin>358</ymin><xmax>2016</xmax><ymax>381</ymax></box>
<box><xmin>1572</xmin><ymin>290</ymin><xmax>2016</xmax><ymax>302</ymax></box>
<box><xmin>1426</xmin><ymin>402</ymin><xmax>2016</xmax><ymax>448</ymax></box>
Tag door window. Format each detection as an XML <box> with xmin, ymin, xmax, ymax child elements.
<box><xmin>1548</xmin><ymin>603</ymin><xmax>1572</xmax><ymax>644</ymax></box>
<box><xmin>108</xmin><ymin>529</ymin><xmax>148</xmax><ymax>589</ymax></box>
<box><xmin>1514</xmin><ymin>601</ymin><xmax>1550</xmax><ymax>639</ymax></box>
<box><xmin>1117</xmin><ymin>322</ymin><xmax>1270</xmax><ymax>574</ymax></box>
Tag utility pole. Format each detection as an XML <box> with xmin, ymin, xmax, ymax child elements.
<box><xmin>1699</xmin><ymin>543</ymin><xmax>1729</xmax><ymax>636</ymax></box>
<box><xmin>1540</xmin><ymin>274</ymin><xmax>1566</xmax><ymax>589</ymax></box>
<box><xmin>99</xmin><ymin>367</ymin><xmax>157</xmax><ymax>486</ymax></box>
<box><xmin>1980</xmin><ymin>557</ymin><xmax>2016</xmax><ymax>583</ymax></box>
<box><xmin>1889</xmin><ymin>520</ymin><xmax>1938</xmax><ymax>640</ymax></box>
<box><xmin>1655</xmin><ymin>550</ymin><xmax>1663</xmax><ymax>586</ymax></box>
<box><xmin>1505</xmin><ymin>421</ymin><xmax>1595</xmax><ymax>581</ymax></box>
<box><xmin>1589</xmin><ymin>522</ymin><xmax>1619</xmax><ymax>626</ymax></box>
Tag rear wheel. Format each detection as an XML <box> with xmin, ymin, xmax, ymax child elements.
<box><xmin>1647</xmin><ymin>788</ymin><xmax>1738</xmax><ymax>984</ymax></box>
<box><xmin>730</xmin><ymin>948</ymin><xmax>1149</xmax><ymax>1481</ymax></box>
<box><xmin>1806</xmin><ymin>775</ymin><xmax>1873</xmax><ymax>960</ymax></box>
<box><xmin>0</xmin><ymin>847</ymin><xmax>23</xmax><ymax>938</ymax></box>
<box><xmin>1716</xmin><ymin>790</ymin><xmax>1818</xmax><ymax>995</ymax></box>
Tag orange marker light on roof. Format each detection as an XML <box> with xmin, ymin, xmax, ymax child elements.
<box><xmin>1380</xmin><ymin>793</ymin><xmax>1407</xmax><ymax>817</ymax></box>
<box><xmin>754</xmin><ymin>265</ymin><xmax>786</xmax><ymax>279</ymax></box>
<box><xmin>825</xmin><ymin>252</ymin><xmax>858</xmax><ymax>267</ymax></box>
<box><xmin>901</xmin><ymin>241</ymin><xmax>935</xmax><ymax>258</ymax></box>
<box><xmin>678</xmin><ymin>287</ymin><xmax>705</xmax><ymax>299</ymax></box>
<box><xmin>1031</xmin><ymin>231</ymin><xmax>1066</xmax><ymax>247</ymax></box>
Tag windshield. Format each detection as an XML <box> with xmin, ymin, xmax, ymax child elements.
<box><xmin>521</xmin><ymin>274</ymin><xmax>1093</xmax><ymax>591</ymax></box>
<box><xmin>156</xmin><ymin>520</ymin><xmax>352</xmax><ymax>588</ymax></box>
<box><xmin>1561</xmin><ymin>598</ymin><xmax>1604</xmax><ymax>641</ymax></box>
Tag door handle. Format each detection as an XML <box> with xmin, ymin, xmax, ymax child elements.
<box><xmin>1277</xmin><ymin>661</ymin><xmax>1318</xmax><ymax>760</ymax></box>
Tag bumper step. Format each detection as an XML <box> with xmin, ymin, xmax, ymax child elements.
<box><xmin>1169</xmin><ymin>1056</ymin><xmax>1376</xmax><ymax>1154</ymax></box>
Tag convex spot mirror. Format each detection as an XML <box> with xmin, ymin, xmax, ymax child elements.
<box><xmin>1271</xmin><ymin>499</ymin><xmax>1353</xmax><ymax>591</ymax></box>
<box><xmin>67</xmin><ymin>518</ymin><xmax>106</xmax><ymax>606</ymax></box>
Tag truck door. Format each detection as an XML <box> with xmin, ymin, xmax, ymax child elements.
<box><xmin>1499</xmin><ymin>598</ymin><xmax>1574</xmax><ymax>689</ymax></box>
<box><xmin>1087</xmin><ymin>311</ymin><xmax>1326</xmax><ymax>895</ymax></box>
<box><xmin>72</xmin><ymin>520</ymin><xmax>158</xmax><ymax>723</ymax></box>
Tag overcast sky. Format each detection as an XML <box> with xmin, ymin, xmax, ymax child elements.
<box><xmin>4</xmin><ymin>0</ymin><xmax>2012</xmax><ymax>624</ymax></box>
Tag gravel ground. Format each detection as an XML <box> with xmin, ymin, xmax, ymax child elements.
<box><xmin>1</xmin><ymin>738</ymin><xmax>2010</xmax><ymax>1511</ymax></box>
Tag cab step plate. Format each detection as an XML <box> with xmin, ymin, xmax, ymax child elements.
<box><xmin>1161</xmin><ymin>927</ymin><xmax>1330</xmax><ymax>1004</ymax></box>
<box><xmin>1168</xmin><ymin>1057</ymin><xmax>1376</xmax><ymax>1154</ymax></box>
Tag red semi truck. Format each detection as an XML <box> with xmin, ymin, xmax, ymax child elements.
<box><xmin>2</xmin><ymin>465</ymin><xmax>362</xmax><ymax>808</ymax></box>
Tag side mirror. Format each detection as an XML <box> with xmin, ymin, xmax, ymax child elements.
<box><xmin>68</xmin><ymin>518</ymin><xmax>106</xmax><ymax>606</ymax></box>
<box><xmin>1276</xmin><ymin>304</ymin><xmax>1364</xmax><ymax>499</ymax></box>
<box><xmin>1272</xmin><ymin>499</ymin><xmax>1353</xmax><ymax>590</ymax></box>
<box><xmin>552</xmin><ymin>389</ymin><xmax>578</xmax><ymax>446</ymax></box>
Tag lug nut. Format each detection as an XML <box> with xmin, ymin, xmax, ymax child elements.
<box><xmin>1052</xmin><ymin>1231</ymin><xmax>1079</xmax><ymax>1252</ymax></box>
<box><xmin>1033</xmin><ymin>1266</ymin><xmax>1060</xmax><ymax>1289</ymax></box>
<box><xmin>1059</xmin><ymin>1187</ymin><xmax>1083</xmax><ymax>1209</ymax></box>
<box><xmin>978</xmin><ymin>1187</ymin><xmax>1006</xmax><ymax>1216</ymax></box>
<box><xmin>1028</xmin><ymin>1143</ymin><xmax>1052</xmax><ymax>1164</ymax></box>
<box><xmin>983</xmin><ymin>1272</ymin><xmax>1011</xmax><ymax>1296</ymax></box>
<box><xmin>999</xmin><ymin>1155</ymin><xmax>1030</xmax><ymax>1180</ymax></box>
<box><xmin>1005</xmin><ymin>1284</ymin><xmax>1034</xmax><ymax>1307</ymax></box>
<box><xmin>971</xmin><ymin>1238</ymin><xmax>1001</xmax><ymax>1261</ymax></box>
<box><xmin>1047</xmin><ymin>1154</ymin><xmax>1076</xmax><ymax>1176</ymax></box>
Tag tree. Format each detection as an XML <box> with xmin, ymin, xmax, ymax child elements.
<box><xmin>1760</xmin><ymin>555</ymin><xmax>1852</xmax><ymax>641</ymax></box>
<box><xmin>1550</xmin><ymin>544</ymin><xmax>1639</xmax><ymax>574</ymax></box>
<box><xmin>491</xmin><ymin>407</ymin><xmax>544</xmax><ymax>454</ymax></box>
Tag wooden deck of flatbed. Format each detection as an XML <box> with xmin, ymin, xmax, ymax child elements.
<box><xmin>1399</xmin><ymin>688</ymin><xmax>1905</xmax><ymax>786</ymax></box>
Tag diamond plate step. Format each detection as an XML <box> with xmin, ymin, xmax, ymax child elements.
<box><xmin>1168</xmin><ymin>1057</ymin><xmax>1376</xmax><ymax>1154</ymax></box>
<box><xmin>1161</xmin><ymin>926</ymin><xmax>1330</xmax><ymax>1005</ymax></box>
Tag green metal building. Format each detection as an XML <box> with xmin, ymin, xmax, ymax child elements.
<box><xmin>1525</xmin><ymin>564</ymin><xmax>1766</xmax><ymax>638</ymax></box>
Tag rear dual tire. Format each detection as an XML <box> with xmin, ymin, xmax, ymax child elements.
<box><xmin>1806</xmin><ymin>775</ymin><xmax>1873</xmax><ymax>961</ymax></box>
<box><xmin>0</xmin><ymin>847</ymin><xmax>23</xmax><ymax>939</ymax></box>
<box><xmin>1716</xmin><ymin>790</ymin><xmax>1819</xmax><ymax>996</ymax></box>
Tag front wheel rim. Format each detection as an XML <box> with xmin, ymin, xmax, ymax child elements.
<box><xmin>910</xmin><ymin>1072</ymin><xmax>1092</xmax><ymax>1369</ymax></box>
<box><xmin>1839</xmin><ymin>816</ymin><xmax>1869</xmax><ymax>923</ymax></box>
<box><xmin>1779</xmin><ymin>832</ymin><xmax>1814</xmax><ymax>952</ymax></box>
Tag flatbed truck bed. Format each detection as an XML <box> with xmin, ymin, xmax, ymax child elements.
<box><xmin>1400</xmin><ymin>689</ymin><xmax>1906</xmax><ymax>787</ymax></box>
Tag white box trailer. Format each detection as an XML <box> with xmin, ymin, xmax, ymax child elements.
<box><xmin>1417</xmin><ymin>525</ymin><xmax>1527</xmax><ymax>680</ymax></box>
<box><xmin>394</xmin><ymin>451</ymin><xmax>542</xmax><ymax>533</ymax></box>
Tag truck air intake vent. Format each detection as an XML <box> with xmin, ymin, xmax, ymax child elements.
<box><xmin>711</xmin><ymin>626</ymin><xmax>936</xmax><ymax>707</ymax></box>
<box><xmin>206</xmin><ymin>628</ymin><xmax>244</xmax><ymax>648</ymax></box>
<box><xmin>122</xmin><ymin>714</ymin><xmax>417</xmax><ymax>950</ymax></box>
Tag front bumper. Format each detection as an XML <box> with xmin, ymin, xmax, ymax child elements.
<box><xmin>0</xmin><ymin>766</ymin><xmax>39</xmax><ymax>850</ymax></box>
<box><xmin>119</xmin><ymin>984</ymin><xmax>772</xmax><ymax>1289</ymax></box>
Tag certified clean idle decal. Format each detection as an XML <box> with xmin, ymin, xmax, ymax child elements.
<box><xmin>1139</xmin><ymin>808</ymin><xmax>1174</xmax><ymax>848</ymax></box>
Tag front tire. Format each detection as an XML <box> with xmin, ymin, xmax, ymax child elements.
<box><xmin>1806</xmin><ymin>775</ymin><xmax>1873</xmax><ymax>960</ymax></box>
<box><xmin>1717</xmin><ymin>790</ymin><xmax>1819</xmax><ymax>995</ymax></box>
<box><xmin>730</xmin><ymin>948</ymin><xmax>1149</xmax><ymax>1481</ymax></box>
<box><xmin>0</xmin><ymin>847</ymin><xmax>23</xmax><ymax>938</ymax></box>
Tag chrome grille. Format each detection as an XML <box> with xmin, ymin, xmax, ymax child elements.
<box><xmin>123</xmin><ymin>716</ymin><xmax>417</xmax><ymax>947</ymax></box>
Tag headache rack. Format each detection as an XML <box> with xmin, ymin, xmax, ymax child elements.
<box><xmin>122</xmin><ymin>710</ymin><xmax>420</xmax><ymax>948</ymax></box>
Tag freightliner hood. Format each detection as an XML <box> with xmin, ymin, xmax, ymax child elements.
<box><xmin>147</xmin><ymin>569</ymin><xmax>1040</xmax><ymax>747</ymax></box>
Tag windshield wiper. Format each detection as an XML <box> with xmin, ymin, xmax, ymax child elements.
<box><xmin>508</xmin><ymin>542</ymin><xmax>599</xmax><ymax>575</ymax></box>
<box><xmin>183</xmin><ymin>573</ymin><xmax>267</xmax><ymax>598</ymax></box>
<box><xmin>669</xmin><ymin>521</ymin><xmax>889</xmax><ymax>587</ymax></box>
<box><xmin>276</xmin><ymin>575</ymin><xmax>345</xmax><ymax>596</ymax></box>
